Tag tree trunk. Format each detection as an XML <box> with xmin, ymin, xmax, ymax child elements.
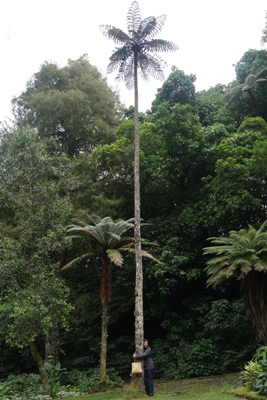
<box><xmin>243</xmin><ymin>271</ymin><xmax>267</xmax><ymax>344</ymax></box>
<box><xmin>99</xmin><ymin>261</ymin><xmax>111</xmax><ymax>386</ymax></box>
<box><xmin>29</xmin><ymin>341</ymin><xmax>50</xmax><ymax>396</ymax></box>
<box><xmin>100</xmin><ymin>296</ymin><xmax>110</xmax><ymax>386</ymax></box>
<box><xmin>248</xmin><ymin>88</ymin><xmax>260</xmax><ymax>116</ymax></box>
<box><xmin>133</xmin><ymin>51</ymin><xmax>144</xmax><ymax>392</ymax></box>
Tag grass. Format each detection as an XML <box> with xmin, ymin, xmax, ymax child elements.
<box><xmin>57</xmin><ymin>372</ymin><xmax>241</xmax><ymax>400</ymax></box>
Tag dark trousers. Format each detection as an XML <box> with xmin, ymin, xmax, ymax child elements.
<box><xmin>144</xmin><ymin>368</ymin><xmax>154</xmax><ymax>396</ymax></box>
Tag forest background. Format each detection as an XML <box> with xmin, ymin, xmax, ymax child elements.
<box><xmin>1</xmin><ymin>13</ymin><xmax>267</xmax><ymax>387</ymax></box>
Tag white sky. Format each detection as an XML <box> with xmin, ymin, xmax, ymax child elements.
<box><xmin>0</xmin><ymin>0</ymin><xmax>266</xmax><ymax>122</ymax></box>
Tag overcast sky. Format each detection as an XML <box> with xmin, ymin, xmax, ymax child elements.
<box><xmin>1</xmin><ymin>0</ymin><xmax>266</xmax><ymax>122</ymax></box>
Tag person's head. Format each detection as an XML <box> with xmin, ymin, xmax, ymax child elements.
<box><xmin>144</xmin><ymin>339</ymin><xmax>149</xmax><ymax>348</ymax></box>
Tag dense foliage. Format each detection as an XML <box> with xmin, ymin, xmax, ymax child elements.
<box><xmin>1</xmin><ymin>22</ymin><xmax>267</xmax><ymax>397</ymax></box>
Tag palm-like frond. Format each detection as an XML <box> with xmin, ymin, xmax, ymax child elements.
<box><xmin>256</xmin><ymin>67</ymin><xmax>267</xmax><ymax>79</ymax></box>
<box><xmin>138</xmin><ymin>15</ymin><xmax>166</xmax><ymax>41</ymax></box>
<box><xmin>106</xmin><ymin>249</ymin><xmax>124</xmax><ymax>267</ymax></box>
<box><xmin>118</xmin><ymin>242</ymin><xmax>161</xmax><ymax>263</ymax></box>
<box><xmin>144</xmin><ymin>39</ymin><xmax>178</xmax><ymax>53</ymax></box>
<box><xmin>100</xmin><ymin>1</ymin><xmax>178</xmax><ymax>86</ymax></box>
<box><xmin>99</xmin><ymin>25</ymin><xmax>130</xmax><ymax>45</ymax></box>
<box><xmin>67</xmin><ymin>217</ymin><xmax>134</xmax><ymax>249</ymax></box>
<box><xmin>127</xmin><ymin>1</ymin><xmax>142</xmax><ymax>33</ymax></box>
<box><xmin>138</xmin><ymin>52</ymin><xmax>165</xmax><ymax>81</ymax></box>
<box><xmin>61</xmin><ymin>253</ymin><xmax>91</xmax><ymax>271</ymax></box>
<box><xmin>225</xmin><ymin>67</ymin><xmax>267</xmax><ymax>106</ymax></box>
<box><xmin>203</xmin><ymin>221</ymin><xmax>267</xmax><ymax>287</ymax></box>
<box><xmin>65</xmin><ymin>216</ymin><xmax>160</xmax><ymax>270</ymax></box>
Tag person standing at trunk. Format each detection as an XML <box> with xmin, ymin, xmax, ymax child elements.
<box><xmin>133</xmin><ymin>339</ymin><xmax>154</xmax><ymax>397</ymax></box>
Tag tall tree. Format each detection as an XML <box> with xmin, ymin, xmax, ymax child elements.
<box><xmin>0</xmin><ymin>127</ymin><xmax>72</xmax><ymax>395</ymax></box>
<box><xmin>203</xmin><ymin>221</ymin><xmax>267</xmax><ymax>344</ymax></box>
<box><xmin>100</xmin><ymin>0</ymin><xmax>178</xmax><ymax>361</ymax></box>
<box><xmin>12</xmin><ymin>55</ymin><xmax>121</xmax><ymax>156</ymax></box>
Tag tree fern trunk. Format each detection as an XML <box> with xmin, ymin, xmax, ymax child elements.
<box><xmin>100</xmin><ymin>297</ymin><xmax>110</xmax><ymax>386</ymax></box>
<box><xmin>243</xmin><ymin>271</ymin><xmax>267</xmax><ymax>344</ymax></box>
<box><xmin>133</xmin><ymin>51</ymin><xmax>144</xmax><ymax>392</ymax></box>
<box><xmin>99</xmin><ymin>261</ymin><xmax>111</xmax><ymax>386</ymax></box>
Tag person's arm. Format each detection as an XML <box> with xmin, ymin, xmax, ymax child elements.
<box><xmin>133</xmin><ymin>347</ymin><xmax>151</xmax><ymax>359</ymax></box>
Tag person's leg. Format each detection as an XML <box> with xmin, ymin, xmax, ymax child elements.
<box><xmin>146</xmin><ymin>368</ymin><xmax>154</xmax><ymax>396</ymax></box>
<box><xmin>144</xmin><ymin>370</ymin><xmax>149</xmax><ymax>395</ymax></box>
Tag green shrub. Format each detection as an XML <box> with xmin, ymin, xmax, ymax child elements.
<box><xmin>0</xmin><ymin>373</ymin><xmax>42</xmax><ymax>399</ymax></box>
<box><xmin>241</xmin><ymin>346</ymin><xmax>267</xmax><ymax>395</ymax></box>
<box><xmin>61</xmin><ymin>367</ymin><xmax>123</xmax><ymax>393</ymax></box>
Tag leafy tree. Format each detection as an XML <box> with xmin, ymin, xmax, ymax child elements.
<box><xmin>234</xmin><ymin>50</ymin><xmax>267</xmax><ymax>83</ymax></box>
<box><xmin>0</xmin><ymin>127</ymin><xmax>73</xmax><ymax>395</ymax></box>
<box><xmin>91</xmin><ymin>119</ymin><xmax>164</xmax><ymax>220</ymax></box>
<box><xmin>12</xmin><ymin>55</ymin><xmax>120</xmax><ymax>156</ymax></box>
<box><xmin>200</xmin><ymin>117</ymin><xmax>267</xmax><ymax>232</ymax></box>
<box><xmin>100</xmin><ymin>0</ymin><xmax>178</xmax><ymax>358</ymax></box>
<box><xmin>203</xmin><ymin>221</ymin><xmax>267</xmax><ymax>344</ymax></box>
<box><xmin>225</xmin><ymin>50</ymin><xmax>267</xmax><ymax>121</ymax></box>
<box><xmin>151</xmin><ymin>67</ymin><xmax>196</xmax><ymax>112</ymax></box>
<box><xmin>0</xmin><ymin>237</ymin><xmax>71</xmax><ymax>395</ymax></box>
<box><xmin>196</xmin><ymin>84</ymin><xmax>236</xmax><ymax>130</ymax></box>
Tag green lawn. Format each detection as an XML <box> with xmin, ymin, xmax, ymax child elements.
<box><xmin>59</xmin><ymin>373</ymin><xmax>240</xmax><ymax>400</ymax></box>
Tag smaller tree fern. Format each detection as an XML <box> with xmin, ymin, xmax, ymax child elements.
<box><xmin>203</xmin><ymin>221</ymin><xmax>267</xmax><ymax>344</ymax></box>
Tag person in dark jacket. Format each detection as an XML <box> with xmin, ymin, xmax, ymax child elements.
<box><xmin>133</xmin><ymin>339</ymin><xmax>154</xmax><ymax>397</ymax></box>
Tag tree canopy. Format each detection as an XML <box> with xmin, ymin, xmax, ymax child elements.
<box><xmin>12</xmin><ymin>55</ymin><xmax>121</xmax><ymax>156</ymax></box>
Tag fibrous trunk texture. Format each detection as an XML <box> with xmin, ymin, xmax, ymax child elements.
<box><xmin>133</xmin><ymin>51</ymin><xmax>144</xmax><ymax>392</ymax></box>
<box><xmin>243</xmin><ymin>271</ymin><xmax>267</xmax><ymax>344</ymax></box>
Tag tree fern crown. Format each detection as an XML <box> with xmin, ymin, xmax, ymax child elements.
<box><xmin>99</xmin><ymin>1</ymin><xmax>178</xmax><ymax>89</ymax></box>
<box><xmin>203</xmin><ymin>221</ymin><xmax>267</xmax><ymax>287</ymax></box>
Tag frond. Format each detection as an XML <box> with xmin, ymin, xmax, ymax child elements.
<box><xmin>138</xmin><ymin>53</ymin><xmax>165</xmax><ymax>81</ymax></box>
<box><xmin>106</xmin><ymin>249</ymin><xmax>124</xmax><ymax>267</ymax></box>
<box><xmin>123</xmin><ymin>56</ymin><xmax>135</xmax><ymax>89</ymax></box>
<box><xmin>253</xmin><ymin>260</ymin><xmax>267</xmax><ymax>272</ymax></box>
<box><xmin>107</xmin><ymin>47</ymin><xmax>135</xmax><ymax>88</ymax></box>
<box><xmin>127</xmin><ymin>1</ymin><xmax>142</xmax><ymax>34</ymax></box>
<box><xmin>101</xmin><ymin>2</ymin><xmax>178</xmax><ymax>89</ymax></box>
<box><xmin>116</xmin><ymin>242</ymin><xmax>160</xmax><ymax>263</ymax></box>
<box><xmin>141</xmin><ymin>250</ymin><xmax>161</xmax><ymax>263</ymax></box>
<box><xmin>256</xmin><ymin>78</ymin><xmax>267</xmax><ymax>83</ymax></box>
<box><xmin>144</xmin><ymin>39</ymin><xmax>178</xmax><ymax>53</ymax></box>
<box><xmin>67</xmin><ymin>226</ymin><xmax>104</xmax><ymax>244</ymax></box>
<box><xmin>206</xmin><ymin>264</ymin><xmax>236</xmax><ymax>287</ymax></box>
<box><xmin>61</xmin><ymin>253</ymin><xmax>91</xmax><ymax>271</ymax></box>
<box><xmin>244</xmin><ymin>74</ymin><xmax>256</xmax><ymax>86</ymax></box>
<box><xmin>256</xmin><ymin>67</ymin><xmax>267</xmax><ymax>79</ymax></box>
<box><xmin>66</xmin><ymin>217</ymin><xmax>134</xmax><ymax>248</ymax></box>
<box><xmin>99</xmin><ymin>25</ymin><xmax>130</xmax><ymax>45</ymax></box>
<box><xmin>139</xmin><ymin>15</ymin><xmax>167</xmax><ymax>40</ymax></box>
<box><xmin>258</xmin><ymin>220</ymin><xmax>267</xmax><ymax>234</ymax></box>
<box><xmin>107</xmin><ymin>48</ymin><xmax>128</xmax><ymax>74</ymax></box>
<box><xmin>204</xmin><ymin>221</ymin><xmax>267</xmax><ymax>288</ymax></box>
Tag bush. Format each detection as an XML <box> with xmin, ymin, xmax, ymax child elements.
<box><xmin>0</xmin><ymin>373</ymin><xmax>41</xmax><ymax>399</ymax></box>
<box><xmin>241</xmin><ymin>346</ymin><xmax>267</xmax><ymax>395</ymax></box>
<box><xmin>153</xmin><ymin>338</ymin><xmax>222</xmax><ymax>379</ymax></box>
<box><xmin>0</xmin><ymin>366</ymin><xmax>123</xmax><ymax>399</ymax></box>
<box><xmin>61</xmin><ymin>367</ymin><xmax>123</xmax><ymax>393</ymax></box>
